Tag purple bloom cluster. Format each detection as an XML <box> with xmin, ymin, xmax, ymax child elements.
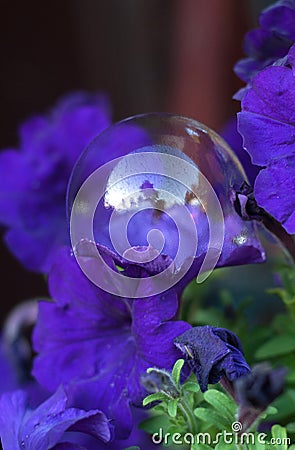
<box><xmin>234</xmin><ymin>0</ymin><xmax>295</xmax><ymax>96</ymax></box>
<box><xmin>0</xmin><ymin>92</ymin><xmax>111</xmax><ymax>273</ymax></box>
<box><xmin>227</xmin><ymin>0</ymin><xmax>295</xmax><ymax>237</ymax></box>
<box><xmin>238</xmin><ymin>44</ymin><xmax>295</xmax><ymax>234</ymax></box>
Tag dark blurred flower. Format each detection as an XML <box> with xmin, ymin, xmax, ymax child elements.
<box><xmin>235</xmin><ymin>363</ymin><xmax>287</xmax><ymax>431</ymax></box>
<box><xmin>0</xmin><ymin>386</ymin><xmax>112</xmax><ymax>450</ymax></box>
<box><xmin>141</xmin><ymin>367</ymin><xmax>179</xmax><ymax>397</ymax></box>
<box><xmin>234</xmin><ymin>0</ymin><xmax>295</xmax><ymax>97</ymax></box>
<box><xmin>238</xmin><ymin>45</ymin><xmax>295</xmax><ymax>234</ymax></box>
<box><xmin>0</xmin><ymin>92</ymin><xmax>111</xmax><ymax>273</ymax></box>
<box><xmin>235</xmin><ymin>363</ymin><xmax>287</xmax><ymax>410</ymax></box>
<box><xmin>3</xmin><ymin>300</ymin><xmax>38</xmax><ymax>383</ymax></box>
<box><xmin>174</xmin><ymin>326</ymin><xmax>251</xmax><ymax>393</ymax></box>
<box><xmin>0</xmin><ymin>301</ymin><xmax>49</xmax><ymax>409</ymax></box>
<box><xmin>32</xmin><ymin>247</ymin><xmax>190</xmax><ymax>438</ymax></box>
<box><xmin>0</xmin><ymin>338</ymin><xmax>19</xmax><ymax>396</ymax></box>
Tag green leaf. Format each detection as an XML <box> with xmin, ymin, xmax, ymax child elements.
<box><xmin>191</xmin><ymin>443</ymin><xmax>212</xmax><ymax>450</ymax></box>
<box><xmin>187</xmin><ymin>393</ymin><xmax>196</xmax><ymax>410</ymax></box>
<box><xmin>203</xmin><ymin>389</ymin><xmax>236</xmax><ymax>422</ymax></box>
<box><xmin>260</xmin><ymin>405</ymin><xmax>277</xmax><ymax>419</ymax></box>
<box><xmin>152</xmin><ymin>404</ymin><xmax>166</xmax><ymax>414</ymax></box>
<box><xmin>171</xmin><ymin>359</ymin><xmax>184</xmax><ymax>386</ymax></box>
<box><xmin>271</xmin><ymin>425</ymin><xmax>289</xmax><ymax>450</ymax></box>
<box><xmin>215</xmin><ymin>439</ymin><xmax>236</xmax><ymax>450</ymax></box>
<box><xmin>124</xmin><ymin>447</ymin><xmax>140</xmax><ymax>450</ymax></box>
<box><xmin>183</xmin><ymin>381</ymin><xmax>200</xmax><ymax>393</ymax></box>
<box><xmin>270</xmin><ymin>391</ymin><xmax>295</xmax><ymax>421</ymax></box>
<box><xmin>139</xmin><ymin>414</ymin><xmax>170</xmax><ymax>433</ymax></box>
<box><xmin>166</xmin><ymin>424</ymin><xmax>181</xmax><ymax>435</ymax></box>
<box><xmin>287</xmin><ymin>389</ymin><xmax>295</xmax><ymax>404</ymax></box>
<box><xmin>193</xmin><ymin>407</ymin><xmax>229</xmax><ymax>430</ymax></box>
<box><xmin>167</xmin><ymin>399</ymin><xmax>178</xmax><ymax>417</ymax></box>
<box><xmin>255</xmin><ymin>335</ymin><xmax>295</xmax><ymax>359</ymax></box>
<box><xmin>248</xmin><ymin>441</ymin><xmax>266</xmax><ymax>450</ymax></box>
<box><xmin>142</xmin><ymin>392</ymin><xmax>169</xmax><ymax>406</ymax></box>
<box><xmin>286</xmin><ymin>422</ymin><xmax>295</xmax><ymax>433</ymax></box>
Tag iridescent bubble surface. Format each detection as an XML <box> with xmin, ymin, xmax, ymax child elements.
<box><xmin>67</xmin><ymin>114</ymin><xmax>265</xmax><ymax>297</ymax></box>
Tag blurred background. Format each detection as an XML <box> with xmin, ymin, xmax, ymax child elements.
<box><xmin>0</xmin><ymin>0</ymin><xmax>275</xmax><ymax>320</ymax></box>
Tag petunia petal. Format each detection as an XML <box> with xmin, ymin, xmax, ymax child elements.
<box><xmin>0</xmin><ymin>92</ymin><xmax>111</xmax><ymax>273</ymax></box>
<box><xmin>255</xmin><ymin>157</ymin><xmax>295</xmax><ymax>233</ymax></box>
<box><xmin>0</xmin><ymin>387</ymin><xmax>111</xmax><ymax>450</ymax></box>
<box><xmin>32</xmin><ymin>248</ymin><xmax>189</xmax><ymax>438</ymax></box>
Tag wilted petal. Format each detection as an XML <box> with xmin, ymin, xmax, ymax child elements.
<box><xmin>174</xmin><ymin>326</ymin><xmax>250</xmax><ymax>392</ymax></box>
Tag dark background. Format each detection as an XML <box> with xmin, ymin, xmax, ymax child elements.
<box><xmin>0</xmin><ymin>0</ymin><xmax>274</xmax><ymax>321</ymax></box>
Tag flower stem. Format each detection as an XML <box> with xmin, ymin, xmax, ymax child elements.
<box><xmin>178</xmin><ymin>395</ymin><xmax>198</xmax><ymax>434</ymax></box>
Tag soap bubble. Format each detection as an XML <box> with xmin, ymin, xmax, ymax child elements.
<box><xmin>67</xmin><ymin>113</ymin><xmax>259</xmax><ymax>297</ymax></box>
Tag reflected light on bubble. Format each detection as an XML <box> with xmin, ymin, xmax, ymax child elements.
<box><xmin>67</xmin><ymin>113</ymin><xmax>264</xmax><ymax>297</ymax></box>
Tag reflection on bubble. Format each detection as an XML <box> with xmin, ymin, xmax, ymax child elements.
<box><xmin>68</xmin><ymin>114</ymin><xmax>264</xmax><ymax>297</ymax></box>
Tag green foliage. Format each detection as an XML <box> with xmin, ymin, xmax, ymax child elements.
<box><xmin>143</xmin><ymin>392</ymin><xmax>171</xmax><ymax>406</ymax></box>
<box><xmin>138</xmin><ymin>259</ymin><xmax>295</xmax><ymax>449</ymax></box>
<box><xmin>269</xmin><ymin>265</ymin><xmax>295</xmax><ymax>315</ymax></box>
<box><xmin>202</xmin><ymin>390</ymin><xmax>236</xmax><ymax>425</ymax></box>
<box><xmin>255</xmin><ymin>334</ymin><xmax>295</xmax><ymax>359</ymax></box>
<box><xmin>141</xmin><ymin>360</ymin><xmax>293</xmax><ymax>450</ymax></box>
<box><xmin>180</xmin><ymin>260</ymin><xmax>295</xmax><ymax>428</ymax></box>
<box><xmin>171</xmin><ymin>358</ymin><xmax>184</xmax><ymax>388</ymax></box>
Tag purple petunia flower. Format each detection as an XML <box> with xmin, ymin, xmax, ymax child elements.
<box><xmin>68</xmin><ymin>113</ymin><xmax>266</xmax><ymax>288</ymax></box>
<box><xmin>60</xmin><ymin>407</ymin><xmax>160</xmax><ymax>450</ymax></box>
<box><xmin>234</xmin><ymin>0</ymin><xmax>295</xmax><ymax>97</ymax></box>
<box><xmin>174</xmin><ymin>326</ymin><xmax>251</xmax><ymax>393</ymax></box>
<box><xmin>0</xmin><ymin>92</ymin><xmax>111</xmax><ymax>273</ymax></box>
<box><xmin>235</xmin><ymin>363</ymin><xmax>287</xmax><ymax>431</ymax></box>
<box><xmin>0</xmin><ymin>386</ymin><xmax>112</xmax><ymax>450</ymax></box>
<box><xmin>32</xmin><ymin>247</ymin><xmax>190</xmax><ymax>438</ymax></box>
<box><xmin>238</xmin><ymin>44</ymin><xmax>295</xmax><ymax>234</ymax></box>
